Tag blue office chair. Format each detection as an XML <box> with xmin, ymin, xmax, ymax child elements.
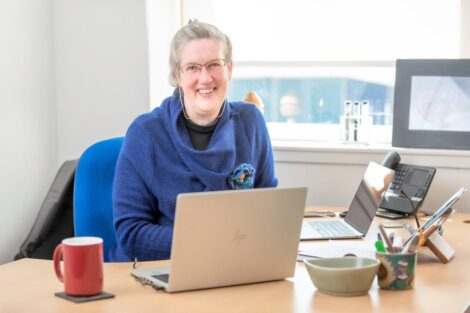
<box><xmin>73</xmin><ymin>137</ymin><xmax>124</xmax><ymax>262</ymax></box>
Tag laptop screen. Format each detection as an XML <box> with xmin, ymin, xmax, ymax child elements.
<box><xmin>345</xmin><ymin>162</ymin><xmax>395</xmax><ymax>234</ymax></box>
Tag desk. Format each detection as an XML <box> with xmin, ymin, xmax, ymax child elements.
<box><xmin>1</xmin><ymin>211</ymin><xmax>470</xmax><ymax>313</ymax></box>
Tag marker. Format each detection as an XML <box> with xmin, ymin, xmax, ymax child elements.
<box><xmin>344</xmin><ymin>100</ymin><xmax>352</xmax><ymax>116</ymax></box>
<box><xmin>375</xmin><ymin>240</ymin><xmax>387</xmax><ymax>253</ymax></box>
<box><xmin>352</xmin><ymin>101</ymin><xmax>361</xmax><ymax>116</ymax></box>
<box><xmin>361</xmin><ymin>100</ymin><xmax>370</xmax><ymax>117</ymax></box>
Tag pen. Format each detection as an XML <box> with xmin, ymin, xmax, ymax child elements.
<box><xmin>375</xmin><ymin>240</ymin><xmax>386</xmax><ymax>253</ymax></box>
<box><xmin>379</xmin><ymin>223</ymin><xmax>396</xmax><ymax>253</ymax></box>
<box><xmin>303</xmin><ymin>211</ymin><xmax>336</xmax><ymax>218</ymax></box>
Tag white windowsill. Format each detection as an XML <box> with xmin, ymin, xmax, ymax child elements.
<box><xmin>272</xmin><ymin>140</ymin><xmax>470</xmax><ymax>169</ymax></box>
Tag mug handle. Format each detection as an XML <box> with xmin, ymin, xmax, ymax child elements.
<box><xmin>53</xmin><ymin>244</ymin><xmax>64</xmax><ymax>282</ymax></box>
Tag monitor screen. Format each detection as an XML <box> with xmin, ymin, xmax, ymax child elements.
<box><xmin>409</xmin><ymin>76</ymin><xmax>470</xmax><ymax>132</ymax></box>
<box><xmin>392</xmin><ymin>59</ymin><xmax>470</xmax><ymax>150</ymax></box>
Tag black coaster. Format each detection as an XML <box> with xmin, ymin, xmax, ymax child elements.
<box><xmin>54</xmin><ymin>291</ymin><xmax>115</xmax><ymax>303</ymax></box>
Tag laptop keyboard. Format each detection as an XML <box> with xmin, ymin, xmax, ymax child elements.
<box><xmin>151</xmin><ymin>274</ymin><xmax>170</xmax><ymax>283</ymax></box>
<box><xmin>308</xmin><ymin>220</ymin><xmax>356</xmax><ymax>237</ymax></box>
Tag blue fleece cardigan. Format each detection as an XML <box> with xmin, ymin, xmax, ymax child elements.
<box><xmin>109</xmin><ymin>92</ymin><xmax>278</xmax><ymax>261</ymax></box>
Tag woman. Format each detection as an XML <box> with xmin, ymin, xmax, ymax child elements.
<box><xmin>109</xmin><ymin>21</ymin><xmax>278</xmax><ymax>262</ymax></box>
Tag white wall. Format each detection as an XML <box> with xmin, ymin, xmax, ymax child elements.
<box><xmin>462</xmin><ymin>0</ymin><xmax>470</xmax><ymax>57</ymax></box>
<box><xmin>0</xmin><ymin>0</ymin><xmax>57</xmax><ymax>264</ymax></box>
<box><xmin>146</xmin><ymin>0</ymin><xmax>180</xmax><ymax>108</ymax></box>
<box><xmin>54</xmin><ymin>0</ymin><xmax>150</xmax><ymax>163</ymax></box>
<box><xmin>0</xmin><ymin>0</ymin><xmax>151</xmax><ymax>264</ymax></box>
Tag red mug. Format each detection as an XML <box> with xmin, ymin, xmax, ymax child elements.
<box><xmin>53</xmin><ymin>237</ymin><xmax>104</xmax><ymax>296</ymax></box>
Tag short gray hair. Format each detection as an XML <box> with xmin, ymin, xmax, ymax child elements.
<box><xmin>169</xmin><ymin>20</ymin><xmax>233</xmax><ymax>87</ymax></box>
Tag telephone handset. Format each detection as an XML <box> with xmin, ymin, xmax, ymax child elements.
<box><xmin>379</xmin><ymin>151</ymin><xmax>436</xmax><ymax>215</ymax></box>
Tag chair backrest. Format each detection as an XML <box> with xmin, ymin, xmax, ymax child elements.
<box><xmin>73</xmin><ymin>137</ymin><xmax>123</xmax><ymax>262</ymax></box>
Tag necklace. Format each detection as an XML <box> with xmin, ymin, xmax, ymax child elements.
<box><xmin>178</xmin><ymin>87</ymin><xmax>226</xmax><ymax>121</ymax></box>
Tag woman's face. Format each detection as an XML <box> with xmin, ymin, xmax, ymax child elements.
<box><xmin>177</xmin><ymin>38</ymin><xmax>232</xmax><ymax>125</ymax></box>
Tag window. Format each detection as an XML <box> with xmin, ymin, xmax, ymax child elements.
<box><xmin>227</xmin><ymin>63</ymin><xmax>395</xmax><ymax>142</ymax></box>
<box><xmin>148</xmin><ymin>0</ymin><xmax>462</xmax><ymax>144</ymax></box>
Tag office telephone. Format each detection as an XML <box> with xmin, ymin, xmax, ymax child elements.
<box><xmin>379</xmin><ymin>151</ymin><xmax>436</xmax><ymax>216</ymax></box>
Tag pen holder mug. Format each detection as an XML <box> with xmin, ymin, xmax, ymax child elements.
<box><xmin>376</xmin><ymin>250</ymin><xmax>417</xmax><ymax>290</ymax></box>
<box><xmin>53</xmin><ymin>237</ymin><xmax>104</xmax><ymax>296</ymax></box>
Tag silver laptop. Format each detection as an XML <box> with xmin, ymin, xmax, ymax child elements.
<box><xmin>301</xmin><ymin>162</ymin><xmax>394</xmax><ymax>240</ymax></box>
<box><xmin>132</xmin><ymin>187</ymin><xmax>307</xmax><ymax>292</ymax></box>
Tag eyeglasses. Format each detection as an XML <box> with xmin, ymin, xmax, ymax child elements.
<box><xmin>179</xmin><ymin>59</ymin><xmax>227</xmax><ymax>76</ymax></box>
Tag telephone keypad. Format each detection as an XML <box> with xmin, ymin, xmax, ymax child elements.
<box><xmin>381</xmin><ymin>163</ymin><xmax>436</xmax><ymax>214</ymax></box>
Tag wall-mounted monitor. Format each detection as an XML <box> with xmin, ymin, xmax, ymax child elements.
<box><xmin>392</xmin><ymin>59</ymin><xmax>470</xmax><ymax>150</ymax></box>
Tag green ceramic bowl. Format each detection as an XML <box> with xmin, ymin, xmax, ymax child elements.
<box><xmin>304</xmin><ymin>257</ymin><xmax>379</xmax><ymax>296</ymax></box>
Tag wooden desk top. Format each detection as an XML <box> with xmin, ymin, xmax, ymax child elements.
<box><xmin>1</xmin><ymin>212</ymin><xmax>470</xmax><ymax>313</ymax></box>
